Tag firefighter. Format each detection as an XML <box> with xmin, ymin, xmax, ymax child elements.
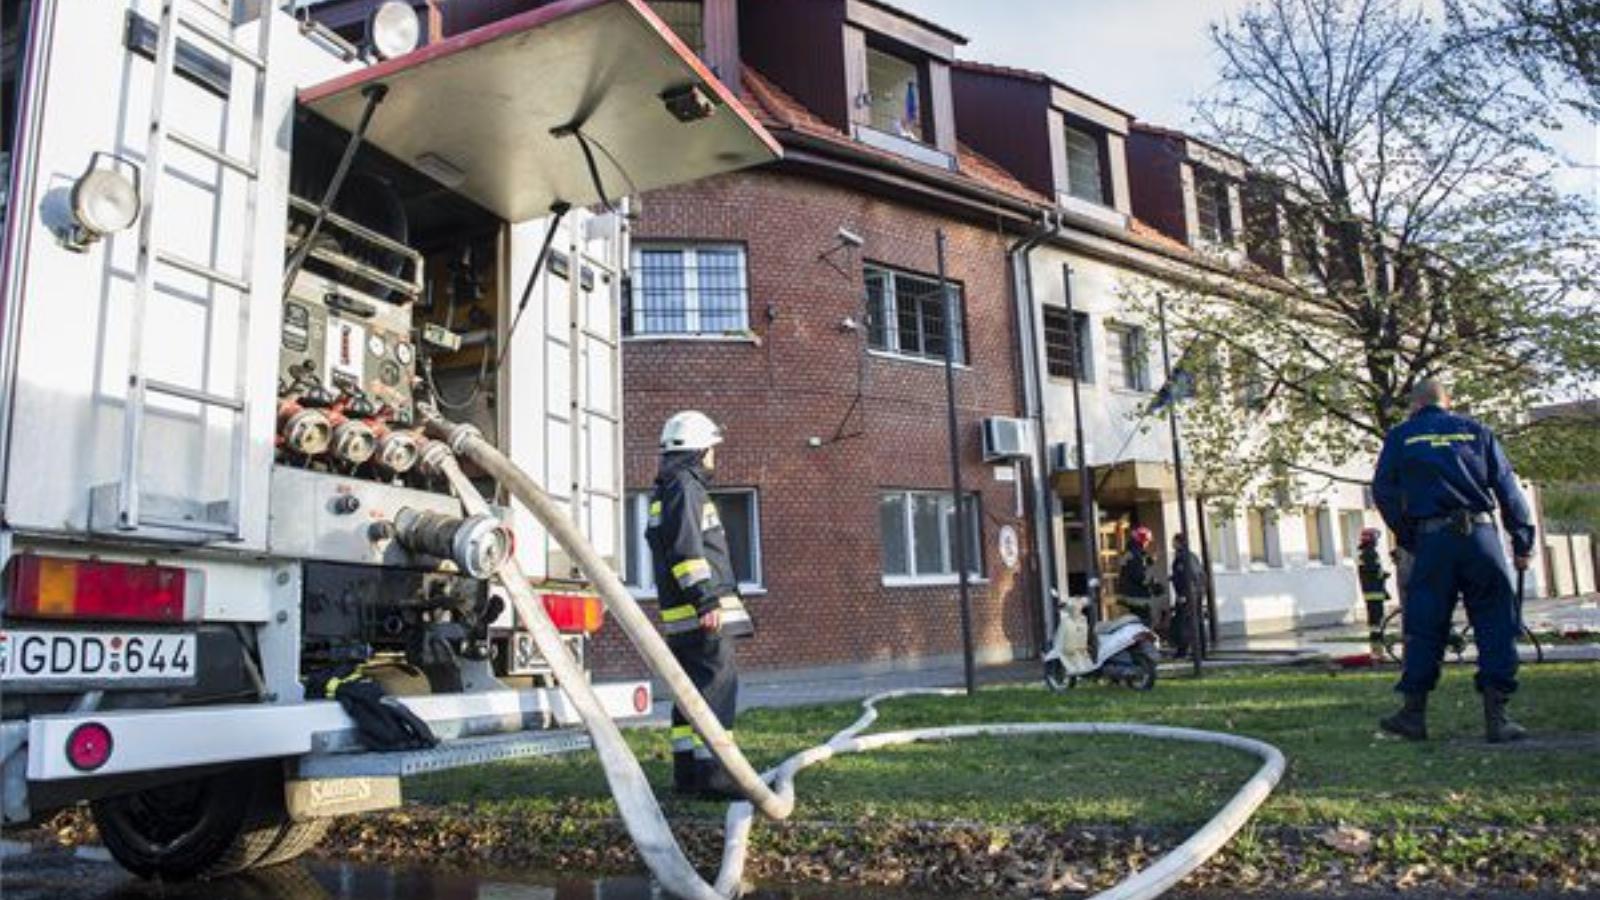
<box><xmin>1357</xmin><ymin>527</ymin><xmax>1390</xmax><ymax>652</ymax></box>
<box><xmin>1117</xmin><ymin>526</ymin><xmax>1159</xmax><ymax>626</ymax></box>
<box><xmin>647</xmin><ymin>410</ymin><xmax>754</xmax><ymax>797</ymax></box>
<box><xmin>1372</xmin><ymin>379</ymin><xmax>1534</xmax><ymax>743</ymax></box>
<box><xmin>1169</xmin><ymin>532</ymin><xmax>1204</xmax><ymax>659</ymax></box>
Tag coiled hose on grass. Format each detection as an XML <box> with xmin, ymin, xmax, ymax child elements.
<box><xmin>422</xmin><ymin>412</ymin><xmax>1286</xmax><ymax>899</ymax></box>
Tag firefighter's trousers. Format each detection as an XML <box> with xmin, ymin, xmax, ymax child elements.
<box><xmin>667</xmin><ymin>629</ymin><xmax>739</xmax><ymax>790</ymax></box>
<box><xmin>1398</xmin><ymin>524</ymin><xmax>1518</xmax><ymax>696</ymax></box>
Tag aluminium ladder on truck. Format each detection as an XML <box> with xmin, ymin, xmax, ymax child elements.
<box><xmin>93</xmin><ymin>0</ymin><xmax>272</xmax><ymax>542</ymax></box>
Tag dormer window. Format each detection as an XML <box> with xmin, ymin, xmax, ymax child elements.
<box><xmin>1062</xmin><ymin>123</ymin><xmax>1107</xmax><ymax>206</ymax></box>
<box><xmin>866</xmin><ymin>44</ymin><xmax>928</xmax><ymax>143</ymax></box>
<box><xmin>1195</xmin><ymin>171</ymin><xmax>1233</xmax><ymax>244</ymax></box>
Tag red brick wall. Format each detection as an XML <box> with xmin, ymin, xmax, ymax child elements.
<box><xmin>590</xmin><ymin>168</ymin><xmax>1039</xmax><ymax>677</ymax></box>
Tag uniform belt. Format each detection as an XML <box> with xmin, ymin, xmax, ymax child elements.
<box><xmin>1414</xmin><ymin>512</ymin><xmax>1494</xmax><ymax>534</ymax></box>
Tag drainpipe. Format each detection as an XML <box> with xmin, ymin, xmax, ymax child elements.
<box><xmin>1008</xmin><ymin>212</ymin><xmax>1062</xmax><ymax>656</ymax></box>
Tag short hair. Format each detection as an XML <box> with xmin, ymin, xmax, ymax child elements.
<box><xmin>1411</xmin><ymin>379</ymin><xmax>1449</xmax><ymax>408</ymax></box>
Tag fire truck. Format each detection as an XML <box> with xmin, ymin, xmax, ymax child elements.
<box><xmin>0</xmin><ymin>0</ymin><xmax>777</xmax><ymax>878</ymax></box>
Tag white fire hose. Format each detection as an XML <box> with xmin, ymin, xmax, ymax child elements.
<box><xmin>421</xmin><ymin>412</ymin><xmax>1286</xmax><ymax>899</ymax></box>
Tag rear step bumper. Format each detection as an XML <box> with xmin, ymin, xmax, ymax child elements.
<box><xmin>24</xmin><ymin>682</ymin><xmax>651</xmax><ymax>782</ymax></box>
<box><xmin>297</xmin><ymin>728</ymin><xmax>593</xmax><ymax>779</ymax></box>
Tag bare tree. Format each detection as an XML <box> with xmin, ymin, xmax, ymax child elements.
<box><xmin>1147</xmin><ymin>0</ymin><xmax>1598</xmax><ymax>501</ymax></box>
<box><xmin>1446</xmin><ymin>0</ymin><xmax>1600</xmax><ymax>116</ymax></box>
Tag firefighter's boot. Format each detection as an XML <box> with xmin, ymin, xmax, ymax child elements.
<box><xmin>1483</xmin><ymin>689</ymin><xmax>1528</xmax><ymax>744</ymax></box>
<box><xmin>698</xmin><ymin>762</ymin><xmax>742</xmax><ymax>801</ymax></box>
<box><xmin>1380</xmin><ymin>692</ymin><xmax>1428</xmax><ymax>741</ymax></box>
<box><xmin>672</xmin><ymin>752</ymin><xmax>700</xmax><ymax>797</ymax></box>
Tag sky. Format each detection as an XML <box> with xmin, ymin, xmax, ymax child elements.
<box><xmin>893</xmin><ymin>0</ymin><xmax>1598</xmax><ymax>203</ymax></box>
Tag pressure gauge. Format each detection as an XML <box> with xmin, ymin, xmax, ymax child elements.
<box><xmin>368</xmin><ymin>334</ymin><xmax>387</xmax><ymax>357</ymax></box>
<box><xmin>394</xmin><ymin>342</ymin><xmax>414</xmax><ymax>365</ymax></box>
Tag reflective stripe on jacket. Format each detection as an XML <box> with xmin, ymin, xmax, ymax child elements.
<box><xmin>646</xmin><ymin>454</ymin><xmax>753</xmax><ymax>638</ymax></box>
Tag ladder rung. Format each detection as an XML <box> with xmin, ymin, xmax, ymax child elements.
<box><xmin>144</xmin><ymin>378</ymin><xmax>245</xmax><ymax>412</ymax></box>
<box><xmin>155</xmin><ymin>250</ymin><xmax>250</xmax><ymax>293</ymax></box>
<box><xmin>169</xmin><ymin>130</ymin><xmax>257</xmax><ymax>178</ymax></box>
<box><xmin>175</xmin><ymin>15</ymin><xmax>265</xmax><ymax>70</ymax></box>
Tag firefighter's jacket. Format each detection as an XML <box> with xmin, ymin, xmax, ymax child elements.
<box><xmin>1357</xmin><ymin>544</ymin><xmax>1389</xmax><ymax>601</ymax></box>
<box><xmin>646</xmin><ymin>455</ymin><xmax>754</xmax><ymax>638</ymax></box>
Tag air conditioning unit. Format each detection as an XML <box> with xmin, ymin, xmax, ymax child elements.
<box><xmin>1049</xmin><ymin>441</ymin><xmax>1077</xmax><ymax>473</ymax></box>
<box><xmin>981</xmin><ymin>417</ymin><xmax>1032</xmax><ymax>462</ymax></box>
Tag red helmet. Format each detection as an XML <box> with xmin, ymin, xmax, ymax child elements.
<box><xmin>1131</xmin><ymin>526</ymin><xmax>1154</xmax><ymax>548</ymax></box>
<box><xmin>1360</xmin><ymin>527</ymin><xmax>1381</xmax><ymax>544</ymax></box>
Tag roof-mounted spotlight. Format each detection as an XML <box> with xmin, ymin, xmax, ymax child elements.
<box><xmin>366</xmin><ymin>1</ymin><xmax>421</xmax><ymax>61</ymax></box>
<box><xmin>660</xmin><ymin>83</ymin><xmax>716</xmax><ymax>123</ymax></box>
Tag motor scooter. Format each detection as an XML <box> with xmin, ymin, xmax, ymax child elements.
<box><xmin>1042</xmin><ymin>590</ymin><xmax>1160</xmax><ymax>691</ymax></box>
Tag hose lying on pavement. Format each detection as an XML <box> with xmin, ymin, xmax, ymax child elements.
<box><xmin>421</xmin><ymin>410</ymin><xmax>1286</xmax><ymax>900</ymax></box>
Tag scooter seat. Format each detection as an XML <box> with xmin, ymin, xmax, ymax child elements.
<box><xmin>1096</xmin><ymin>614</ymin><xmax>1144</xmax><ymax>635</ymax></box>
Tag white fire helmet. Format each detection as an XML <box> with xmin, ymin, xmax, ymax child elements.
<box><xmin>659</xmin><ymin>410</ymin><xmax>724</xmax><ymax>453</ymax></box>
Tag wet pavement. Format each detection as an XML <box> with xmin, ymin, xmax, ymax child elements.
<box><xmin>0</xmin><ymin>839</ymin><xmax>944</xmax><ymax>900</ymax></box>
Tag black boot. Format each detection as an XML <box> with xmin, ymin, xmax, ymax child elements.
<box><xmin>697</xmin><ymin>762</ymin><xmax>742</xmax><ymax>801</ymax></box>
<box><xmin>1483</xmin><ymin>689</ymin><xmax>1528</xmax><ymax>744</ymax></box>
<box><xmin>672</xmin><ymin>752</ymin><xmax>700</xmax><ymax>796</ymax></box>
<box><xmin>1380</xmin><ymin>692</ymin><xmax>1428</xmax><ymax>741</ymax></box>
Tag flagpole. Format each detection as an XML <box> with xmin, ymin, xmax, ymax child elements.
<box><xmin>1156</xmin><ymin>291</ymin><xmax>1201</xmax><ymax>678</ymax></box>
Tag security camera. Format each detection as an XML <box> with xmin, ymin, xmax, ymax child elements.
<box><xmin>836</xmin><ymin>227</ymin><xmax>864</xmax><ymax>248</ymax></box>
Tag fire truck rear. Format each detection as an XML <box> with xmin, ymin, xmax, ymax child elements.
<box><xmin>0</xmin><ymin>0</ymin><xmax>776</xmax><ymax>878</ymax></box>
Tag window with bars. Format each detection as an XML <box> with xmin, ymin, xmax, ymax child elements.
<box><xmin>1105</xmin><ymin>323</ymin><xmax>1150</xmax><ymax>391</ymax></box>
<box><xmin>628</xmin><ymin>244</ymin><xmax>748</xmax><ymax>336</ymax></box>
<box><xmin>865</xmin><ymin>264</ymin><xmax>966</xmax><ymax>363</ymax></box>
<box><xmin>624</xmin><ymin>489</ymin><xmax>762</xmax><ymax>593</ymax></box>
<box><xmin>1062</xmin><ymin>123</ymin><xmax>1107</xmax><ymax>205</ymax></box>
<box><xmin>645</xmin><ymin>1</ymin><xmax>705</xmax><ymax>57</ymax></box>
<box><xmin>1041</xmin><ymin>306</ymin><xmax>1091</xmax><ymax>381</ymax></box>
<box><xmin>880</xmin><ymin>490</ymin><xmax>983</xmax><ymax>582</ymax></box>
<box><xmin>1195</xmin><ymin>172</ymin><xmax>1233</xmax><ymax>245</ymax></box>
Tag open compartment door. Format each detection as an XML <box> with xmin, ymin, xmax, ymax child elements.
<box><xmin>298</xmin><ymin>0</ymin><xmax>781</xmax><ymax>221</ymax></box>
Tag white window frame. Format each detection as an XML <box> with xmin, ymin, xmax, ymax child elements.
<box><xmin>623</xmin><ymin>489</ymin><xmax>765</xmax><ymax>598</ymax></box>
<box><xmin>1338</xmin><ymin>509</ymin><xmax>1365</xmax><ymax>562</ymax></box>
<box><xmin>628</xmin><ymin>243</ymin><xmax>749</xmax><ymax>338</ymax></box>
<box><xmin>865</xmin><ymin>264</ymin><xmax>967</xmax><ymax>365</ymax></box>
<box><xmin>1303</xmin><ymin>506</ymin><xmax>1335</xmax><ymax>566</ymax></box>
<box><xmin>880</xmin><ymin>489</ymin><xmax>985</xmax><ymax>587</ymax></box>
<box><xmin>1105</xmin><ymin>322</ymin><xmax>1150</xmax><ymax>392</ymax></box>
<box><xmin>1246</xmin><ymin>507</ymin><xmax>1282</xmax><ymax>569</ymax></box>
<box><xmin>1062</xmin><ymin>122</ymin><xmax>1107</xmax><ymax>206</ymax></box>
<box><xmin>1207</xmin><ymin>509</ymin><xmax>1239</xmax><ymax>572</ymax></box>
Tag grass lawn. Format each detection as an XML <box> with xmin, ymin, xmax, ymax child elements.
<box><xmin>410</xmin><ymin>662</ymin><xmax>1599</xmax><ymax>830</ymax></box>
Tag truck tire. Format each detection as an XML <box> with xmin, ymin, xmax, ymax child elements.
<box><xmin>91</xmin><ymin>761</ymin><xmax>324</xmax><ymax>880</ymax></box>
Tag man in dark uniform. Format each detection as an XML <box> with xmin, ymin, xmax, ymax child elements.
<box><xmin>1169</xmin><ymin>532</ymin><xmax>1204</xmax><ymax>659</ymax></box>
<box><xmin>647</xmin><ymin>410</ymin><xmax>754</xmax><ymax>796</ymax></box>
<box><xmin>1372</xmin><ymin>380</ymin><xmax>1535</xmax><ymax>743</ymax></box>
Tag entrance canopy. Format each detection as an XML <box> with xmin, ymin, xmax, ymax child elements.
<box><xmin>299</xmin><ymin>0</ymin><xmax>782</xmax><ymax>222</ymax></box>
<box><xmin>1053</xmin><ymin>460</ymin><xmax>1177</xmax><ymax>503</ymax></box>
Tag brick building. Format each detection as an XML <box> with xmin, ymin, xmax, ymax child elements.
<box><xmin>597</xmin><ymin>0</ymin><xmax>1054</xmax><ymax>676</ymax></box>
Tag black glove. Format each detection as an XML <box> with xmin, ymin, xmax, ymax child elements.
<box><xmin>305</xmin><ymin>666</ymin><xmax>438</xmax><ymax>751</ymax></box>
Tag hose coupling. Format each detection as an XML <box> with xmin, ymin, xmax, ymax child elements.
<box><xmin>392</xmin><ymin>508</ymin><xmax>513</xmax><ymax>579</ymax></box>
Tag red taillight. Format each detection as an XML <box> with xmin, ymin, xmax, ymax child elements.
<box><xmin>542</xmin><ymin>593</ymin><xmax>604</xmax><ymax>634</ymax></box>
<box><xmin>7</xmin><ymin>555</ymin><xmax>198</xmax><ymax>623</ymax></box>
<box><xmin>66</xmin><ymin>722</ymin><xmax>113</xmax><ymax>772</ymax></box>
<box><xmin>632</xmin><ymin>685</ymin><xmax>651</xmax><ymax>714</ymax></box>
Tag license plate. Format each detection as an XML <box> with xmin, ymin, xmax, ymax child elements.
<box><xmin>0</xmin><ymin>629</ymin><xmax>198</xmax><ymax>688</ymax></box>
